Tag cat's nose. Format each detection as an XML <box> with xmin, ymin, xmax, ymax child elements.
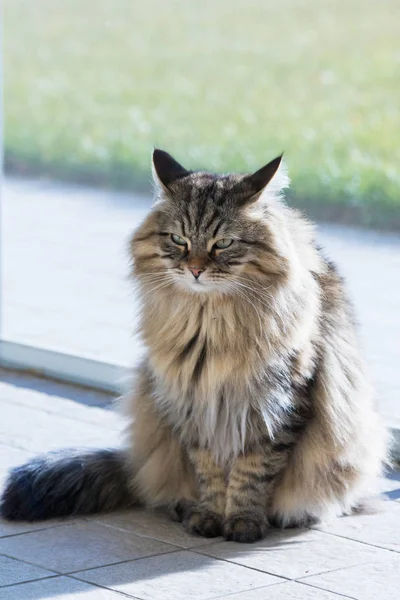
<box><xmin>189</xmin><ymin>267</ymin><xmax>204</xmax><ymax>279</ymax></box>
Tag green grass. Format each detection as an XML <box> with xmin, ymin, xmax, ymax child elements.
<box><xmin>3</xmin><ymin>0</ymin><xmax>400</xmax><ymax>227</ymax></box>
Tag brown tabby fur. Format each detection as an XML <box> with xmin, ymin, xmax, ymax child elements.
<box><xmin>1</xmin><ymin>149</ymin><xmax>387</xmax><ymax>542</ymax></box>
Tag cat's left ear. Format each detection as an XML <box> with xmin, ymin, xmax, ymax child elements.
<box><xmin>234</xmin><ymin>154</ymin><xmax>286</xmax><ymax>205</ymax></box>
<box><xmin>152</xmin><ymin>149</ymin><xmax>190</xmax><ymax>190</ymax></box>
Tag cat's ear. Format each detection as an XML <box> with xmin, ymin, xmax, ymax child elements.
<box><xmin>234</xmin><ymin>154</ymin><xmax>286</xmax><ymax>205</ymax></box>
<box><xmin>152</xmin><ymin>149</ymin><xmax>190</xmax><ymax>190</ymax></box>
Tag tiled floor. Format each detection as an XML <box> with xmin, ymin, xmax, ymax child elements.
<box><xmin>0</xmin><ymin>371</ymin><xmax>399</xmax><ymax>599</ymax></box>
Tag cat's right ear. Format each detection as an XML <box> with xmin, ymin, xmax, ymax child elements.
<box><xmin>152</xmin><ymin>149</ymin><xmax>190</xmax><ymax>190</ymax></box>
<box><xmin>233</xmin><ymin>155</ymin><xmax>286</xmax><ymax>205</ymax></box>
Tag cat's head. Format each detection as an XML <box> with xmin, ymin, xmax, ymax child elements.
<box><xmin>132</xmin><ymin>149</ymin><xmax>292</xmax><ymax>295</ymax></box>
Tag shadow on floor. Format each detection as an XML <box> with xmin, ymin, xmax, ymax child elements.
<box><xmin>0</xmin><ymin>368</ymin><xmax>114</xmax><ymax>409</ymax></box>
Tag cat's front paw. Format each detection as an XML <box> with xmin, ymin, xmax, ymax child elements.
<box><xmin>182</xmin><ymin>504</ymin><xmax>222</xmax><ymax>538</ymax></box>
<box><xmin>223</xmin><ymin>511</ymin><xmax>267</xmax><ymax>543</ymax></box>
<box><xmin>168</xmin><ymin>499</ymin><xmax>193</xmax><ymax>523</ymax></box>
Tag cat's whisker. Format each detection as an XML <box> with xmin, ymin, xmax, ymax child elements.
<box><xmin>137</xmin><ymin>278</ymin><xmax>175</xmax><ymax>300</ymax></box>
<box><xmin>230</xmin><ymin>273</ymin><xmax>273</xmax><ymax>290</ymax></box>
<box><xmin>135</xmin><ymin>272</ymin><xmax>172</xmax><ymax>281</ymax></box>
<box><xmin>229</xmin><ymin>276</ymin><xmax>286</xmax><ymax>324</ymax></box>
<box><xmin>135</xmin><ymin>279</ymin><xmax>173</xmax><ymax>294</ymax></box>
<box><xmin>133</xmin><ymin>278</ymin><xmax>169</xmax><ymax>290</ymax></box>
<box><xmin>230</xmin><ymin>280</ymin><xmax>274</xmax><ymax>311</ymax></box>
<box><xmin>232</xmin><ymin>280</ymin><xmax>272</xmax><ymax>302</ymax></box>
<box><xmin>138</xmin><ymin>277</ymin><xmax>172</xmax><ymax>286</ymax></box>
<box><xmin>232</xmin><ymin>275</ymin><xmax>274</xmax><ymax>297</ymax></box>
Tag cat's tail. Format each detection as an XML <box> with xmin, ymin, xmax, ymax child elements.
<box><xmin>0</xmin><ymin>448</ymin><xmax>136</xmax><ymax>522</ymax></box>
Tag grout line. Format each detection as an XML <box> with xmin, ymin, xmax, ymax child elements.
<box><xmin>86</xmin><ymin>514</ymin><xmax>215</xmax><ymax>549</ymax></box>
<box><xmin>63</xmin><ymin>547</ymin><xmax>183</xmax><ymax>577</ymax></box>
<box><xmin>193</xmin><ymin>536</ymin><xmax>397</xmax><ymax>585</ymax></box>
<box><xmin>211</xmin><ymin>581</ymin><xmax>289</xmax><ymax>600</ymax></box>
<box><xmin>67</xmin><ymin>551</ymin><xmax>291</xmax><ymax>600</ymax></box>
<box><xmin>190</xmin><ymin>549</ymin><xmax>292</xmax><ymax>582</ymax></box>
<box><xmin>295</xmin><ymin>579</ymin><xmax>357</xmax><ymax>599</ymax></box>
<box><xmin>81</xmin><ymin>516</ymin><xmax>190</xmax><ymax>549</ymax></box>
<box><xmin>0</xmin><ymin>574</ymin><xmax>60</xmax><ymax>590</ymax></box>
<box><xmin>0</xmin><ymin>521</ymin><xmax>78</xmax><ymax>540</ymax></box>
<box><xmin>297</xmin><ymin>559</ymin><xmax>377</xmax><ymax>582</ymax></box>
<box><xmin>0</xmin><ymin>547</ymin><xmax>182</xmax><ymax>581</ymax></box>
<box><xmin>312</xmin><ymin>526</ymin><xmax>400</xmax><ymax>555</ymax></box>
<box><xmin>185</xmin><ymin>538</ymin><xmax>225</xmax><ymax>551</ymax></box>
<box><xmin>0</xmin><ymin>572</ymin><xmax>142</xmax><ymax>600</ymax></box>
<box><xmin>0</xmin><ymin>551</ymin><xmax>61</xmax><ymax>576</ymax></box>
<box><xmin>88</xmin><ymin>522</ymin><xmax>205</xmax><ymax>550</ymax></box>
<box><xmin>64</xmin><ymin>574</ymin><xmax>144</xmax><ymax>599</ymax></box>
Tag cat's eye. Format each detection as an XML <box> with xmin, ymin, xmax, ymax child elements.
<box><xmin>171</xmin><ymin>234</ymin><xmax>187</xmax><ymax>246</ymax></box>
<box><xmin>214</xmin><ymin>238</ymin><xmax>233</xmax><ymax>249</ymax></box>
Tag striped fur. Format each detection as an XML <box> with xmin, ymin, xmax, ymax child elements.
<box><xmin>1</xmin><ymin>150</ymin><xmax>387</xmax><ymax>542</ymax></box>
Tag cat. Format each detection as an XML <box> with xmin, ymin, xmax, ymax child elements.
<box><xmin>1</xmin><ymin>149</ymin><xmax>387</xmax><ymax>542</ymax></box>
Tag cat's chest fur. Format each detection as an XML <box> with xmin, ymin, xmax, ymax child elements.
<box><xmin>141</xmin><ymin>294</ymin><xmax>281</xmax><ymax>461</ymax></box>
<box><xmin>144</xmin><ymin>295</ymin><xmax>264</xmax><ymax>394</ymax></box>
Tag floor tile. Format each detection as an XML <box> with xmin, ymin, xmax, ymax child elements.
<box><xmin>90</xmin><ymin>508</ymin><xmax>219</xmax><ymax>548</ymax></box>
<box><xmin>0</xmin><ymin>554</ymin><xmax>55</xmax><ymax>587</ymax></box>
<box><xmin>0</xmin><ymin>520</ymin><xmax>174</xmax><ymax>573</ymax></box>
<box><xmin>315</xmin><ymin>501</ymin><xmax>400</xmax><ymax>552</ymax></box>
<box><xmin>303</xmin><ymin>555</ymin><xmax>400</xmax><ymax>600</ymax></box>
<box><xmin>0</xmin><ymin>575</ymin><xmax>132</xmax><ymax>599</ymax></box>
<box><xmin>75</xmin><ymin>549</ymin><xmax>281</xmax><ymax>600</ymax></box>
<box><xmin>198</xmin><ymin>528</ymin><xmax>393</xmax><ymax>579</ymax></box>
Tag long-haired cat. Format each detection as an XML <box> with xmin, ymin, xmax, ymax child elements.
<box><xmin>1</xmin><ymin>149</ymin><xmax>387</xmax><ymax>542</ymax></box>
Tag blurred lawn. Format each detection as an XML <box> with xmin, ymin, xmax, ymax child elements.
<box><xmin>3</xmin><ymin>0</ymin><xmax>400</xmax><ymax>226</ymax></box>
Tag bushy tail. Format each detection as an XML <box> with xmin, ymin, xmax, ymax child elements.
<box><xmin>1</xmin><ymin>448</ymin><xmax>135</xmax><ymax>522</ymax></box>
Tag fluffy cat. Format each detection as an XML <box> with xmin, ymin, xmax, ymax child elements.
<box><xmin>1</xmin><ymin>149</ymin><xmax>387</xmax><ymax>542</ymax></box>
